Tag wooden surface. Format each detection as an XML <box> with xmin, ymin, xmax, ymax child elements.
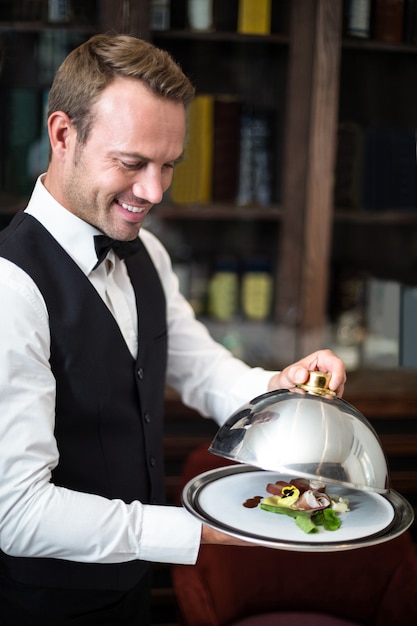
<box><xmin>345</xmin><ymin>367</ymin><xmax>417</xmax><ymax>417</ymax></box>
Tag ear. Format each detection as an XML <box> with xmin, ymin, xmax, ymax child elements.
<box><xmin>47</xmin><ymin>111</ymin><xmax>75</xmax><ymax>160</ymax></box>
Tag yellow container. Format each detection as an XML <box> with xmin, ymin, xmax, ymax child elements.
<box><xmin>208</xmin><ymin>263</ymin><xmax>239</xmax><ymax>321</ymax></box>
<box><xmin>241</xmin><ymin>270</ymin><xmax>273</xmax><ymax>321</ymax></box>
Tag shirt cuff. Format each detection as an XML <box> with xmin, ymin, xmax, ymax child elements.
<box><xmin>138</xmin><ymin>505</ymin><xmax>202</xmax><ymax>564</ymax></box>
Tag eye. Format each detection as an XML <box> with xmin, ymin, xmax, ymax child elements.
<box><xmin>120</xmin><ymin>161</ymin><xmax>146</xmax><ymax>171</ymax></box>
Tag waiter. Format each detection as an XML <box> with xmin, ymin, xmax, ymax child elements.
<box><xmin>0</xmin><ymin>34</ymin><xmax>346</xmax><ymax>625</ymax></box>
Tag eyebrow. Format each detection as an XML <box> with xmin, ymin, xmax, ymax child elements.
<box><xmin>116</xmin><ymin>150</ymin><xmax>185</xmax><ymax>164</ymax></box>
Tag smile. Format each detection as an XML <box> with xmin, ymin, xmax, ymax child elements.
<box><xmin>119</xmin><ymin>201</ymin><xmax>145</xmax><ymax>214</ymax></box>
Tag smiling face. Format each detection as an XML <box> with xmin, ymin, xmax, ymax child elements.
<box><xmin>44</xmin><ymin>76</ymin><xmax>186</xmax><ymax>240</ymax></box>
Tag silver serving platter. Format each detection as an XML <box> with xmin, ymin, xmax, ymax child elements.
<box><xmin>182</xmin><ymin>464</ymin><xmax>414</xmax><ymax>552</ymax></box>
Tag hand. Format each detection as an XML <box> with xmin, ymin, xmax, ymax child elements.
<box><xmin>267</xmin><ymin>349</ymin><xmax>346</xmax><ymax>397</ymax></box>
<box><xmin>201</xmin><ymin>524</ymin><xmax>256</xmax><ymax>547</ymax></box>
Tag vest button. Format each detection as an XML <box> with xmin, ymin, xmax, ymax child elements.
<box><xmin>149</xmin><ymin>455</ymin><xmax>156</xmax><ymax>467</ymax></box>
<box><xmin>144</xmin><ymin>411</ymin><xmax>151</xmax><ymax>424</ymax></box>
<box><xmin>137</xmin><ymin>368</ymin><xmax>144</xmax><ymax>379</ymax></box>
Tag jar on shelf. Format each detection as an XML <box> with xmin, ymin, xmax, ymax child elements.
<box><xmin>208</xmin><ymin>258</ymin><xmax>239</xmax><ymax>321</ymax></box>
<box><xmin>241</xmin><ymin>259</ymin><xmax>273</xmax><ymax>321</ymax></box>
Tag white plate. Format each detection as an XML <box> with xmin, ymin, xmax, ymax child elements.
<box><xmin>182</xmin><ymin>465</ymin><xmax>414</xmax><ymax>551</ymax></box>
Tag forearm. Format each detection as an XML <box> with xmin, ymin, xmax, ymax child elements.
<box><xmin>201</xmin><ymin>524</ymin><xmax>256</xmax><ymax>547</ymax></box>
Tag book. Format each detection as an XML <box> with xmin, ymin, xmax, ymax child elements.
<box><xmin>212</xmin><ymin>96</ymin><xmax>241</xmax><ymax>202</ymax></box>
<box><xmin>150</xmin><ymin>0</ymin><xmax>170</xmax><ymax>30</ymax></box>
<box><xmin>170</xmin><ymin>94</ymin><xmax>214</xmax><ymax>204</ymax></box>
<box><xmin>404</xmin><ymin>0</ymin><xmax>417</xmax><ymax>44</ymax></box>
<box><xmin>362</xmin><ymin>126</ymin><xmax>417</xmax><ymax>211</ymax></box>
<box><xmin>374</xmin><ymin>0</ymin><xmax>404</xmax><ymax>43</ymax></box>
<box><xmin>236</xmin><ymin>108</ymin><xmax>274</xmax><ymax>206</ymax></box>
<box><xmin>237</xmin><ymin>0</ymin><xmax>271</xmax><ymax>35</ymax></box>
<box><xmin>334</xmin><ymin>122</ymin><xmax>364</xmax><ymax>210</ymax></box>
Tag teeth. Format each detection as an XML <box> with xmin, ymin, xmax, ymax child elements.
<box><xmin>120</xmin><ymin>201</ymin><xmax>144</xmax><ymax>214</ymax></box>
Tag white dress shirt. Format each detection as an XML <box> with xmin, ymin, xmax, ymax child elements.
<box><xmin>0</xmin><ymin>176</ymin><xmax>274</xmax><ymax>566</ymax></box>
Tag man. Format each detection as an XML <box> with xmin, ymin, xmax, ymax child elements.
<box><xmin>0</xmin><ymin>34</ymin><xmax>346</xmax><ymax>624</ymax></box>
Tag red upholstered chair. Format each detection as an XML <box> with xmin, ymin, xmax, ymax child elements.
<box><xmin>172</xmin><ymin>444</ymin><xmax>417</xmax><ymax>626</ymax></box>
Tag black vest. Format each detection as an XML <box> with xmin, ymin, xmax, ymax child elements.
<box><xmin>0</xmin><ymin>212</ymin><xmax>168</xmax><ymax>589</ymax></box>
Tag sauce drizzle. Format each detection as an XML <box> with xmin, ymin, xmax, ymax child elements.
<box><xmin>243</xmin><ymin>495</ymin><xmax>263</xmax><ymax>509</ymax></box>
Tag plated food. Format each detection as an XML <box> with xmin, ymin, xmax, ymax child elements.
<box><xmin>183</xmin><ymin>466</ymin><xmax>407</xmax><ymax>551</ymax></box>
<box><xmin>244</xmin><ymin>477</ymin><xmax>350</xmax><ymax>534</ymax></box>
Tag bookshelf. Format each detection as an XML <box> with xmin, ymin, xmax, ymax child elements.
<box><xmin>329</xmin><ymin>0</ymin><xmax>417</xmax><ymax>371</ymax></box>
<box><xmin>151</xmin><ymin>0</ymin><xmax>417</xmax><ymax>365</ymax></box>
<box><xmin>147</xmin><ymin>16</ymin><xmax>288</xmax><ymax>360</ymax></box>
<box><xmin>2</xmin><ymin>0</ymin><xmax>417</xmax><ymax>368</ymax></box>
<box><xmin>0</xmin><ymin>0</ymin><xmax>334</xmax><ymax>367</ymax></box>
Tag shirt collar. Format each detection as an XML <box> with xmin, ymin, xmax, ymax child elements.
<box><xmin>25</xmin><ymin>175</ymin><xmax>102</xmax><ymax>275</ymax></box>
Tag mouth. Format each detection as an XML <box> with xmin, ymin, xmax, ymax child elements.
<box><xmin>114</xmin><ymin>199</ymin><xmax>152</xmax><ymax>225</ymax></box>
<box><xmin>118</xmin><ymin>200</ymin><xmax>146</xmax><ymax>214</ymax></box>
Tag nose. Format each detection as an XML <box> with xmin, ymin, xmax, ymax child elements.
<box><xmin>132</xmin><ymin>167</ymin><xmax>164</xmax><ymax>205</ymax></box>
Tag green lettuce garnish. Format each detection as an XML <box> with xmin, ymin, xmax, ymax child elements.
<box><xmin>260</xmin><ymin>502</ymin><xmax>341</xmax><ymax>534</ymax></box>
<box><xmin>312</xmin><ymin>508</ymin><xmax>341</xmax><ymax>531</ymax></box>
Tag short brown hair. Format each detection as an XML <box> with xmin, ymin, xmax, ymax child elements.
<box><xmin>48</xmin><ymin>33</ymin><xmax>195</xmax><ymax>144</ymax></box>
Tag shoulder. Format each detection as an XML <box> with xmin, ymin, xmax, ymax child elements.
<box><xmin>0</xmin><ymin>257</ymin><xmax>47</xmax><ymax>317</ymax></box>
<box><xmin>0</xmin><ymin>255</ymin><xmax>36</xmax><ymax>290</ymax></box>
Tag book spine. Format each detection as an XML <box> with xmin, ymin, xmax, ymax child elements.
<box><xmin>374</xmin><ymin>0</ymin><xmax>404</xmax><ymax>43</ymax></box>
<box><xmin>236</xmin><ymin>112</ymin><xmax>254</xmax><ymax>206</ymax></box>
<box><xmin>236</xmin><ymin>109</ymin><xmax>274</xmax><ymax>206</ymax></box>
<box><xmin>150</xmin><ymin>0</ymin><xmax>170</xmax><ymax>30</ymax></box>
<box><xmin>237</xmin><ymin>0</ymin><xmax>271</xmax><ymax>35</ymax></box>
<box><xmin>212</xmin><ymin>97</ymin><xmax>241</xmax><ymax>203</ymax></box>
<box><xmin>170</xmin><ymin>95</ymin><xmax>214</xmax><ymax>204</ymax></box>
<box><xmin>404</xmin><ymin>0</ymin><xmax>417</xmax><ymax>43</ymax></box>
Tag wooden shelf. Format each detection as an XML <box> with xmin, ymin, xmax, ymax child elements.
<box><xmin>342</xmin><ymin>37</ymin><xmax>417</xmax><ymax>54</ymax></box>
<box><xmin>153</xmin><ymin>203</ymin><xmax>282</xmax><ymax>220</ymax></box>
<box><xmin>0</xmin><ymin>21</ymin><xmax>96</xmax><ymax>32</ymax></box>
<box><xmin>152</xmin><ymin>29</ymin><xmax>289</xmax><ymax>45</ymax></box>
<box><xmin>334</xmin><ymin>210</ymin><xmax>417</xmax><ymax>225</ymax></box>
<box><xmin>154</xmin><ymin>205</ymin><xmax>417</xmax><ymax>224</ymax></box>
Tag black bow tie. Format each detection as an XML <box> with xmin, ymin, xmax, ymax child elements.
<box><xmin>93</xmin><ymin>235</ymin><xmax>141</xmax><ymax>269</ymax></box>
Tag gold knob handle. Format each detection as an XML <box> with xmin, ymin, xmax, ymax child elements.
<box><xmin>296</xmin><ymin>370</ymin><xmax>336</xmax><ymax>397</ymax></box>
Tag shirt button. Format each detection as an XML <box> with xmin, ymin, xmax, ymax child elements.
<box><xmin>137</xmin><ymin>368</ymin><xmax>144</xmax><ymax>379</ymax></box>
<box><xmin>149</xmin><ymin>456</ymin><xmax>156</xmax><ymax>467</ymax></box>
<box><xmin>144</xmin><ymin>411</ymin><xmax>151</xmax><ymax>424</ymax></box>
